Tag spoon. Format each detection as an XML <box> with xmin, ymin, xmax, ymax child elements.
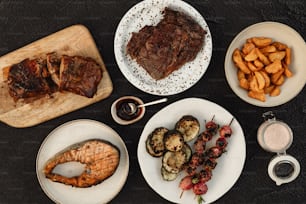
<box><xmin>127</xmin><ymin>98</ymin><xmax>168</xmax><ymax>115</ymax></box>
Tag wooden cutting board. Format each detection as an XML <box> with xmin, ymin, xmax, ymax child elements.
<box><xmin>0</xmin><ymin>25</ymin><xmax>113</xmax><ymax>128</ymax></box>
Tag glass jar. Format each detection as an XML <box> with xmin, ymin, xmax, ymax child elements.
<box><xmin>257</xmin><ymin>111</ymin><xmax>300</xmax><ymax>186</ymax></box>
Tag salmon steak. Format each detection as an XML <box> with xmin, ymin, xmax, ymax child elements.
<box><xmin>44</xmin><ymin>139</ymin><xmax>120</xmax><ymax>188</ymax></box>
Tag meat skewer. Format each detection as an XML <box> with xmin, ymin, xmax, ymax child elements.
<box><xmin>179</xmin><ymin>118</ymin><xmax>234</xmax><ymax>203</ymax></box>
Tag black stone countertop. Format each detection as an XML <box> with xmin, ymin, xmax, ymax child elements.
<box><xmin>0</xmin><ymin>0</ymin><xmax>305</xmax><ymax>203</ymax></box>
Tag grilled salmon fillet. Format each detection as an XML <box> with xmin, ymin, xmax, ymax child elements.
<box><xmin>44</xmin><ymin>139</ymin><xmax>120</xmax><ymax>188</ymax></box>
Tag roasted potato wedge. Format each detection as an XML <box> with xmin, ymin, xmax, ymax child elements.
<box><xmin>237</xmin><ymin>70</ymin><xmax>246</xmax><ymax>80</ymax></box>
<box><xmin>260</xmin><ymin>45</ymin><xmax>277</xmax><ymax>53</ymax></box>
<box><xmin>283</xmin><ymin>63</ymin><xmax>293</xmax><ymax>77</ymax></box>
<box><xmin>247</xmin><ymin>61</ymin><xmax>261</xmax><ymax>72</ymax></box>
<box><xmin>244</xmin><ymin>48</ymin><xmax>258</xmax><ymax>61</ymax></box>
<box><xmin>242</xmin><ymin>42</ymin><xmax>256</xmax><ymax>55</ymax></box>
<box><xmin>248</xmin><ymin>90</ymin><xmax>266</xmax><ymax>102</ymax></box>
<box><xmin>264</xmin><ymin>85</ymin><xmax>275</xmax><ymax>94</ymax></box>
<box><xmin>249</xmin><ymin>75</ymin><xmax>260</xmax><ymax>92</ymax></box>
<box><xmin>239</xmin><ymin>78</ymin><xmax>249</xmax><ymax>90</ymax></box>
<box><xmin>270</xmin><ymin>86</ymin><xmax>281</xmax><ymax>96</ymax></box>
<box><xmin>260</xmin><ymin>70</ymin><xmax>270</xmax><ymax>88</ymax></box>
<box><xmin>256</xmin><ymin>48</ymin><xmax>270</xmax><ymax>65</ymax></box>
<box><xmin>285</xmin><ymin>47</ymin><xmax>291</xmax><ymax>65</ymax></box>
<box><xmin>271</xmin><ymin>69</ymin><xmax>284</xmax><ymax>84</ymax></box>
<box><xmin>265</xmin><ymin>59</ymin><xmax>282</xmax><ymax>74</ymax></box>
<box><xmin>232</xmin><ymin>48</ymin><xmax>251</xmax><ymax>74</ymax></box>
<box><xmin>274</xmin><ymin>75</ymin><xmax>285</xmax><ymax>86</ymax></box>
<box><xmin>254</xmin><ymin>59</ymin><xmax>264</xmax><ymax>69</ymax></box>
<box><xmin>268</xmin><ymin>51</ymin><xmax>286</xmax><ymax>62</ymax></box>
<box><xmin>272</xmin><ymin>41</ymin><xmax>287</xmax><ymax>50</ymax></box>
<box><xmin>254</xmin><ymin>71</ymin><xmax>266</xmax><ymax>90</ymax></box>
<box><xmin>252</xmin><ymin>37</ymin><xmax>272</xmax><ymax>47</ymax></box>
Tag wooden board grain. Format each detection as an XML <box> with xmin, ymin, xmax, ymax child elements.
<box><xmin>0</xmin><ymin>25</ymin><xmax>113</xmax><ymax>128</ymax></box>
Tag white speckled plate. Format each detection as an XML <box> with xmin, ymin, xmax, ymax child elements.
<box><xmin>225</xmin><ymin>21</ymin><xmax>306</xmax><ymax>107</ymax></box>
<box><xmin>137</xmin><ymin>98</ymin><xmax>246</xmax><ymax>204</ymax></box>
<box><xmin>114</xmin><ymin>0</ymin><xmax>212</xmax><ymax>95</ymax></box>
<box><xmin>36</xmin><ymin>119</ymin><xmax>129</xmax><ymax>204</ymax></box>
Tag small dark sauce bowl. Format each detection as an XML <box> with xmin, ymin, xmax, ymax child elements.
<box><xmin>111</xmin><ymin>96</ymin><xmax>145</xmax><ymax>125</ymax></box>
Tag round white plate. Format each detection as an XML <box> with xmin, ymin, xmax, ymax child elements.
<box><xmin>137</xmin><ymin>98</ymin><xmax>246</xmax><ymax>204</ymax></box>
<box><xmin>114</xmin><ymin>0</ymin><xmax>212</xmax><ymax>96</ymax></box>
<box><xmin>36</xmin><ymin>119</ymin><xmax>129</xmax><ymax>204</ymax></box>
<box><xmin>225</xmin><ymin>21</ymin><xmax>306</xmax><ymax>107</ymax></box>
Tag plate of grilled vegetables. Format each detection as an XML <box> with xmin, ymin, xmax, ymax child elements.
<box><xmin>36</xmin><ymin>119</ymin><xmax>129</xmax><ymax>204</ymax></box>
<box><xmin>114</xmin><ymin>0</ymin><xmax>212</xmax><ymax>95</ymax></box>
<box><xmin>137</xmin><ymin>98</ymin><xmax>246</xmax><ymax>204</ymax></box>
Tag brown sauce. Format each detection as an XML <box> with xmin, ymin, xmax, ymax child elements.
<box><xmin>116</xmin><ymin>98</ymin><xmax>143</xmax><ymax>121</ymax></box>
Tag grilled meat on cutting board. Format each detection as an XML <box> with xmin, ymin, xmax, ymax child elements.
<box><xmin>5</xmin><ymin>53</ymin><xmax>103</xmax><ymax>101</ymax></box>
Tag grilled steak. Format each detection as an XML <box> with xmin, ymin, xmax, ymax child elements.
<box><xmin>59</xmin><ymin>55</ymin><xmax>103</xmax><ymax>98</ymax></box>
<box><xmin>44</xmin><ymin>139</ymin><xmax>120</xmax><ymax>188</ymax></box>
<box><xmin>127</xmin><ymin>8</ymin><xmax>206</xmax><ymax>80</ymax></box>
<box><xmin>7</xmin><ymin>58</ymin><xmax>56</xmax><ymax>101</ymax></box>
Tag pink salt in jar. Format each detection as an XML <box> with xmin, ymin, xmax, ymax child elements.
<box><xmin>257</xmin><ymin>111</ymin><xmax>300</xmax><ymax>186</ymax></box>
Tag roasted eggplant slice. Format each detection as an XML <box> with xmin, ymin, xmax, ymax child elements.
<box><xmin>181</xmin><ymin>143</ymin><xmax>192</xmax><ymax>162</ymax></box>
<box><xmin>162</xmin><ymin>150</ymin><xmax>187</xmax><ymax>174</ymax></box>
<box><xmin>164</xmin><ymin>130</ymin><xmax>184</xmax><ymax>152</ymax></box>
<box><xmin>146</xmin><ymin>127</ymin><xmax>169</xmax><ymax>157</ymax></box>
<box><xmin>161</xmin><ymin>166</ymin><xmax>179</xmax><ymax>181</ymax></box>
<box><xmin>175</xmin><ymin>115</ymin><xmax>200</xmax><ymax>142</ymax></box>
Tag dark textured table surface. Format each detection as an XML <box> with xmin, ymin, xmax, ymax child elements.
<box><xmin>0</xmin><ymin>0</ymin><xmax>305</xmax><ymax>203</ymax></box>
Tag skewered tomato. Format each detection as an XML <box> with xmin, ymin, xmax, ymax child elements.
<box><xmin>193</xmin><ymin>181</ymin><xmax>208</xmax><ymax>195</ymax></box>
<box><xmin>179</xmin><ymin>176</ymin><xmax>194</xmax><ymax>190</ymax></box>
<box><xmin>219</xmin><ymin>125</ymin><xmax>232</xmax><ymax>137</ymax></box>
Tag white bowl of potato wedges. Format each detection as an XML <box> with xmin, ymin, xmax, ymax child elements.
<box><xmin>225</xmin><ymin>21</ymin><xmax>306</xmax><ymax>107</ymax></box>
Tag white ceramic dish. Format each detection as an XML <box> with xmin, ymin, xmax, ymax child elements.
<box><xmin>114</xmin><ymin>0</ymin><xmax>212</xmax><ymax>96</ymax></box>
<box><xmin>36</xmin><ymin>119</ymin><xmax>129</xmax><ymax>204</ymax></box>
<box><xmin>225</xmin><ymin>21</ymin><xmax>306</xmax><ymax>107</ymax></box>
<box><xmin>137</xmin><ymin>98</ymin><xmax>246</xmax><ymax>204</ymax></box>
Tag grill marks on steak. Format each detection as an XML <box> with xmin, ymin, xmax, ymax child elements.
<box><xmin>127</xmin><ymin>8</ymin><xmax>206</xmax><ymax>80</ymax></box>
<box><xmin>6</xmin><ymin>53</ymin><xmax>103</xmax><ymax>101</ymax></box>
